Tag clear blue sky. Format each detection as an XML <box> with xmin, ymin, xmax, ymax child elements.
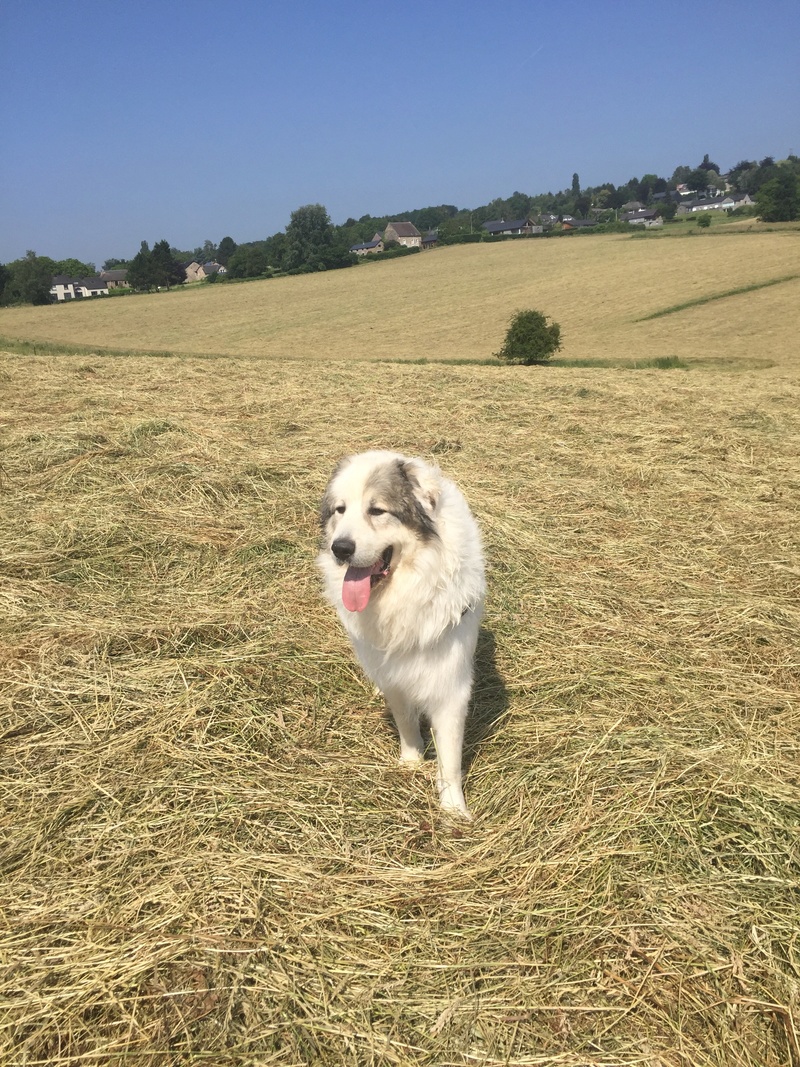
<box><xmin>2</xmin><ymin>0</ymin><xmax>798</xmax><ymax>268</ymax></box>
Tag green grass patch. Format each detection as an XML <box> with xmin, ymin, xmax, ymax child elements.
<box><xmin>636</xmin><ymin>273</ymin><xmax>800</xmax><ymax>321</ymax></box>
<box><xmin>0</xmin><ymin>334</ymin><xmax>195</xmax><ymax>360</ymax></box>
<box><xmin>552</xmin><ymin>355</ymin><xmax>689</xmax><ymax>370</ymax></box>
<box><xmin>391</xmin><ymin>356</ymin><xmax>691</xmax><ymax>370</ymax></box>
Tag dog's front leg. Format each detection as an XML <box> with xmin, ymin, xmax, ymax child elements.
<box><xmin>429</xmin><ymin>700</ymin><xmax>471</xmax><ymax>819</ymax></box>
<box><xmin>384</xmin><ymin>688</ymin><xmax>424</xmax><ymax>764</ymax></box>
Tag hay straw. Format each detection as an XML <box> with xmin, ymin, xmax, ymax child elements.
<box><xmin>1</xmin><ymin>231</ymin><xmax>799</xmax><ymax>368</ymax></box>
<box><xmin>1</xmin><ymin>352</ymin><xmax>798</xmax><ymax>1065</ymax></box>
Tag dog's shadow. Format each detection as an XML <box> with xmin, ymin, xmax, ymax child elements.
<box><xmin>464</xmin><ymin>626</ymin><xmax>508</xmax><ymax>772</ymax></box>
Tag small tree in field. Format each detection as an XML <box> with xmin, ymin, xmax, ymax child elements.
<box><xmin>495</xmin><ymin>309</ymin><xmax>562</xmax><ymax>365</ymax></box>
<box><xmin>696</xmin><ymin>213</ymin><xmax>711</xmax><ymax>228</ymax></box>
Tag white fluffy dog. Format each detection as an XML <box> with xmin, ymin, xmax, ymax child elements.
<box><xmin>317</xmin><ymin>450</ymin><xmax>485</xmax><ymax>817</ymax></box>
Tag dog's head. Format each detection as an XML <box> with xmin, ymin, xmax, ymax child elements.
<box><xmin>319</xmin><ymin>451</ymin><xmax>441</xmax><ymax>612</ymax></box>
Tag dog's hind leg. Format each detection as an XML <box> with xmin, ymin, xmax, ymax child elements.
<box><xmin>383</xmin><ymin>688</ymin><xmax>425</xmax><ymax>765</ymax></box>
<box><xmin>429</xmin><ymin>698</ymin><xmax>471</xmax><ymax>819</ymax></box>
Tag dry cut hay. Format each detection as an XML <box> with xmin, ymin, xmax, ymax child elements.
<box><xmin>1</xmin><ymin>352</ymin><xmax>799</xmax><ymax>1065</ymax></box>
<box><xmin>1</xmin><ymin>230</ymin><xmax>799</xmax><ymax>367</ymax></box>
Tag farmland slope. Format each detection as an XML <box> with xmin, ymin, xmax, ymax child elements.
<box><xmin>2</xmin><ymin>231</ymin><xmax>799</xmax><ymax>365</ymax></box>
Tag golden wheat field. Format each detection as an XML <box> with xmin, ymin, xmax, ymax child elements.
<box><xmin>2</xmin><ymin>230</ymin><xmax>799</xmax><ymax>366</ymax></box>
<box><xmin>1</xmin><ymin>231</ymin><xmax>800</xmax><ymax>1065</ymax></box>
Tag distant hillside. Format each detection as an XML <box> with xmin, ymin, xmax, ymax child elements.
<box><xmin>2</xmin><ymin>230</ymin><xmax>798</xmax><ymax>369</ymax></box>
<box><xmin>341</xmin><ymin>154</ymin><xmax>799</xmax><ymax>244</ymax></box>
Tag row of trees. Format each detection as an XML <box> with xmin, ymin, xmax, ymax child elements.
<box><xmin>100</xmin><ymin>207</ymin><xmax>355</xmax><ymax>290</ymax></box>
<box><xmin>754</xmin><ymin>167</ymin><xmax>800</xmax><ymax>222</ymax></box>
<box><xmin>126</xmin><ymin>240</ymin><xmax>186</xmax><ymax>291</ymax></box>
<box><xmin>103</xmin><ymin>235</ymin><xmax>239</xmax><ymax>274</ymax></box>
<box><xmin>107</xmin><ymin>154</ymin><xmax>799</xmax><ymax>290</ymax></box>
<box><xmin>2</xmin><ymin>154</ymin><xmax>799</xmax><ymax>303</ymax></box>
<box><xmin>0</xmin><ymin>251</ymin><xmax>97</xmax><ymax>306</ymax></box>
<box><xmin>224</xmin><ymin>204</ymin><xmax>356</xmax><ymax>280</ymax></box>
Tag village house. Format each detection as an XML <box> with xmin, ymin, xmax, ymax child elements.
<box><xmin>50</xmin><ymin>275</ymin><xmax>110</xmax><ymax>301</ymax></box>
<box><xmin>481</xmin><ymin>217</ymin><xmax>542</xmax><ymax>236</ymax></box>
<box><xmin>184</xmin><ymin>261</ymin><xmax>227</xmax><ymax>282</ymax></box>
<box><xmin>676</xmin><ymin>198</ymin><xmax>724</xmax><ymax>215</ymax></box>
<box><xmin>561</xmin><ymin>218</ymin><xmax>600</xmax><ymax>231</ymax></box>
<box><xmin>383</xmin><ymin>221</ymin><xmax>422</xmax><ymax>248</ymax></box>
<box><xmin>351</xmin><ymin>222</ymin><xmax>427</xmax><ymax>254</ymax></box>
<box><xmin>675</xmin><ymin>193</ymin><xmax>754</xmax><ymax>216</ymax></box>
<box><xmin>722</xmin><ymin>193</ymin><xmax>755</xmax><ymax>210</ymax></box>
<box><xmin>99</xmin><ymin>269</ymin><xmax>129</xmax><ymax>289</ymax></box>
<box><xmin>350</xmin><ymin>233</ymin><xmax>384</xmax><ymax>255</ymax></box>
<box><xmin>620</xmin><ymin>209</ymin><xmax>663</xmax><ymax>228</ymax></box>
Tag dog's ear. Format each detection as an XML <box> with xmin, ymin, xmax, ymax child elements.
<box><xmin>319</xmin><ymin>485</ymin><xmax>336</xmax><ymax>527</ymax></box>
<box><xmin>400</xmin><ymin>457</ymin><xmax>442</xmax><ymax>513</ymax></box>
<box><xmin>319</xmin><ymin>457</ymin><xmax>349</xmax><ymax>526</ymax></box>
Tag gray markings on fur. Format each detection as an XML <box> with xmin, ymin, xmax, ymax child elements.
<box><xmin>319</xmin><ymin>458</ymin><xmax>350</xmax><ymax>527</ymax></box>
<box><xmin>366</xmin><ymin>459</ymin><xmax>438</xmax><ymax>540</ymax></box>
<box><xmin>319</xmin><ymin>456</ymin><xmax>438</xmax><ymax>541</ymax></box>
<box><xmin>319</xmin><ymin>486</ymin><xmax>336</xmax><ymax>528</ymax></box>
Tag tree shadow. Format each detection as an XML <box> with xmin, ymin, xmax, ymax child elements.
<box><xmin>464</xmin><ymin>626</ymin><xmax>509</xmax><ymax>772</ymax></box>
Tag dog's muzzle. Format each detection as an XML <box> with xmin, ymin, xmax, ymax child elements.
<box><xmin>331</xmin><ymin>537</ymin><xmax>356</xmax><ymax>563</ymax></box>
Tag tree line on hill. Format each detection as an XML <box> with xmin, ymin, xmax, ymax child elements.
<box><xmin>0</xmin><ymin>252</ymin><xmax>101</xmax><ymax>307</ymax></box>
<box><xmin>206</xmin><ymin>154</ymin><xmax>799</xmax><ymax>285</ymax></box>
<box><xmin>1</xmin><ymin>153</ymin><xmax>798</xmax><ymax>304</ymax></box>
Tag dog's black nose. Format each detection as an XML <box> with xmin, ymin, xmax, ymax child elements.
<box><xmin>331</xmin><ymin>537</ymin><xmax>356</xmax><ymax>562</ymax></box>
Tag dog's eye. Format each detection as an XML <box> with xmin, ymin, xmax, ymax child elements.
<box><xmin>335</xmin><ymin>505</ymin><xmax>346</xmax><ymax>514</ymax></box>
<box><xmin>368</xmin><ymin>506</ymin><xmax>386</xmax><ymax>517</ymax></box>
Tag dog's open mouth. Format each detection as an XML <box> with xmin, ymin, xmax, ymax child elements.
<box><xmin>341</xmin><ymin>546</ymin><xmax>393</xmax><ymax>613</ymax></box>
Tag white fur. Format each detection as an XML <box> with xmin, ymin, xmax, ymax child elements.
<box><xmin>317</xmin><ymin>450</ymin><xmax>485</xmax><ymax>817</ymax></box>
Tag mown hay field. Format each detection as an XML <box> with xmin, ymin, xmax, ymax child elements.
<box><xmin>1</xmin><ymin>330</ymin><xmax>799</xmax><ymax>1065</ymax></box>
<box><xmin>2</xmin><ymin>230</ymin><xmax>799</xmax><ymax>366</ymax></box>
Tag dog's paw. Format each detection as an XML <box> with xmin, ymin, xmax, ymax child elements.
<box><xmin>438</xmin><ymin>784</ymin><xmax>472</xmax><ymax>820</ymax></box>
<box><xmin>398</xmin><ymin>750</ymin><xmax>425</xmax><ymax>768</ymax></box>
<box><xmin>443</xmin><ymin>804</ymin><xmax>473</xmax><ymax>822</ymax></box>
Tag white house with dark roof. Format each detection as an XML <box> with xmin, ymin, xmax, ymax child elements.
<box><xmin>674</xmin><ymin>194</ymin><xmax>753</xmax><ymax>216</ymax></box>
<box><xmin>676</xmin><ymin>198</ymin><xmax>724</xmax><ymax>215</ymax></box>
<box><xmin>50</xmin><ymin>275</ymin><xmax>110</xmax><ymax>301</ymax></box>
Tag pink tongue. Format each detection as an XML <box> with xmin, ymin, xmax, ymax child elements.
<box><xmin>342</xmin><ymin>565</ymin><xmax>375</xmax><ymax>612</ymax></box>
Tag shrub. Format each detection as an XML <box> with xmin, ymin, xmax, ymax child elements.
<box><xmin>757</xmin><ymin>169</ymin><xmax>800</xmax><ymax>222</ymax></box>
<box><xmin>359</xmin><ymin>244</ymin><xmax>421</xmax><ymax>264</ymax></box>
<box><xmin>438</xmin><ymin>233</ymin><xmax>484</xmax><ymax>245</ymax></box>
<box><xmin>697</xmin><ymin>213</ymin><xmax>712</xmax><ymax>228</ymax></box>
<box><xmin>495</xmin><ymin>309</ymin><xmax>562</xmax><ymax>365</ymax></box>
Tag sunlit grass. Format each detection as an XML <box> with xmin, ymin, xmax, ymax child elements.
<box><xmin>2</xmin><ymin>349</ymin><xmax>799</xmax><ymax>1063</ymax></box>
<box><xmin>2</xmin><ymin>230</ymin><xmax>799</xmax><ymax>368</ymax></box>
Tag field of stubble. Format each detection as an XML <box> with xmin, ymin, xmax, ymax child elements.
<box><xmin>1</xmin><ymin>344</ymin><xmax>799</xmax><ymax>1064</ymax></box>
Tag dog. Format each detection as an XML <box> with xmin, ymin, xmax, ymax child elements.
<box><xmin>317</xmin><ymin>450</ymin><xmax>485</xmax><ymax>817</ymax></box>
